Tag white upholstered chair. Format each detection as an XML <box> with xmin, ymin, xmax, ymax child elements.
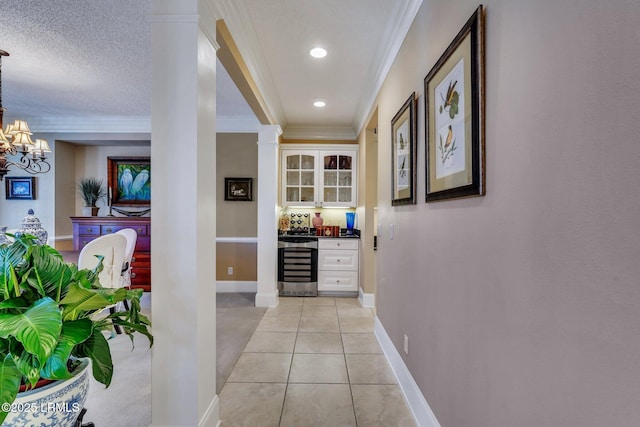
<box><xmin>115</xmin><ymin>228</ymin><xmax>138</xmax><ymax>289</ymax></box>
<box><xmin>77</xmin><ymin>233</ymin><xmax>128</xmax><ymax>334</ymax></box>
<box><xmin>77</xmin><ymin>233</ymin><xmax>127</xmax><ymax>290</ymax></box>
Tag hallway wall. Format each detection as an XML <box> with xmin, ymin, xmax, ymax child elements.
<box><xmin>373</xmin><ymin>1</ymin><xmax>640</xmax><ymax>426</ymax></box>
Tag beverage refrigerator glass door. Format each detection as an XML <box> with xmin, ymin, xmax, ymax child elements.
<box><xmin>277</xmin><ymin>236</ymin><xmax>318</xmax><ymax>296</ymax></box>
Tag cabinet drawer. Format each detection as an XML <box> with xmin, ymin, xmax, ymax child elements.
<box><xmin>131</xmin><ymin>252</ymin><xmax>150</xmax><ymax>268</ymax></box>
<box><xmin>318</xmin><ymin>270</ymin><xmax>358</xmax><ymax>292</ymax></box>
<box><xmin>135</xmin><ymin>237</ymin><xmax>150</xmax><ymax>252</ymax></box>
<box><xmin>318</xmin><ymin>249</ymin><xmax>358</xmax><ymax>270</ymax></box>
<box><xmin>78</xmin><ymin>225</ymin><xmax>99</xmax><ymax>236</ymax></box>
<box><xmin>318</xmin><ymin>238</ymin><xmax>358</xmax><ymax>250</ymax></box>
<box><xmin>130</xmin><ymin>268</ymin><xmax>150</xmax><ymax>290</ymax></box>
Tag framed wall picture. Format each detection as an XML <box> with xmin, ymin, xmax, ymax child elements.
<box><xmin>424</xmin><ymin>5</ymin><xmax>485</xmax><ymax>202</ymax></box>
<box><xmin>225</xmin><ymin>177</ymin><xmax>253</xmax><ymax>201</ymax></box>
<box><xmin>391</xmin><ymin>92</ymin><xmax>418</xmax><ymax>205</ymax></box>
<box><xmin>107</xmin><ymin>157</ymin><xmax>151</xmax><ymax>206</ymax></box>
<box><xmin>5</xmin><ymin>177</ymin><xmax>36</xmax><ymax>200</ymax></box>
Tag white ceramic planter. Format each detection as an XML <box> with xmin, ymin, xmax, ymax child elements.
<box><xmin>3</xmin><ymin>358</ymin><xmax>91</xmax><ymax>427</ymax></box>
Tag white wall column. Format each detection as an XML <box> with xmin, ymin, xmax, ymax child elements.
<box><xmin>255</xmin><ymin>125</ymin><xmax>282</xmax><ymax>307</ymax></box>
<box><xmin>150</xmin><ymin>1</ymin><xmax>219</xmax><ymax>426</ymax></box>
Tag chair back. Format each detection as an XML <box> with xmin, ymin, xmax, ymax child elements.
<box><xmin>115</xmin><ymin>228</ymin><xmax>138</xmax><ymax>287</ymax></box>
<box><xmin>77</xmin><ymin>233</ymin><xmax>127</xmax><ymax>289</ymax></box>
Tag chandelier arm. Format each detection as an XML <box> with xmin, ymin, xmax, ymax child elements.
<box><xmin>5</xmin><ymin>154</ymin><xmax>51</xmax><ymax>175</ymax></box>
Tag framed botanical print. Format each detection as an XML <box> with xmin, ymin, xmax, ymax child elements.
<box><xmin>391</xmin><ymin>92</ymin><xmax>417</xmax><ymax>205</ymax></box>
<box><xmin>424</xmin><ymin>5</ymin><xmax>485</xmax><ymax>202</ymax></box>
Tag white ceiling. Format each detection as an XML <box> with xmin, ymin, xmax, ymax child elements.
<box><xmin>0</xmin><ymin>0</ymin><xmax>421</xmax><ymax>140</ymax></box>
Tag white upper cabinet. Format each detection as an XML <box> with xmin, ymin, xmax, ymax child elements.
<box><xmin>281</xmin><ymin>145</ymin><xmax>358</xmax><ymax>208</ymax></box>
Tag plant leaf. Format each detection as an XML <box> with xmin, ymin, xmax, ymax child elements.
<box><xmin>25</xmin><ymin>245</ymin><xmax>74</xmax><ymax>301</ymax></box>
<box><xmin>0</xmin><ymin>354</ymin><xmax>21</xmax><ymax>424</ymax></box>
<box><xmin>0</xmin><ymin>241</ymin><xmax>28</xmax><ymax>301</ymax></box>
<box><xmin>0</xmin><ymin>297</ymin><xmax>61</xmax><ymax>365</ymax></box>
<box><xmin>73</xmin><ymin>329</ymin><xmax>113</xmax><ymax>387</ymax></box>
<box><xmin>59</xmin><ymin>283</ymin><xmax>118</xmax><ymax>321</ymax></box>
<box><xmin>40</xmin><ymin>319</ymin><xmax>92</xmax><ymax>380</ymax></box>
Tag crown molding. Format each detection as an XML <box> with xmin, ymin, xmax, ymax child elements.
<box><xmin>26</xmin><ymin>115</ymin><xmax>258</xmax><ymax>135</ymax></box>
<box><xmin>26</xmin><ymin>116</ymin><xmax>151</xmax><ymax>134</ymax></box>
<box><xmin>354</xmin><ymin>0</ymin><xmax>423</xmax><ymax>136</ymax></box>
<box><xmin>282</xmin><ymin>125</ymin><xmax>356</xmax><ymax>141</ymax></box>
<box><xmin>210</xmin><ymin>0</ymin><xmax>286</xmax><ymax>127</ymax></box>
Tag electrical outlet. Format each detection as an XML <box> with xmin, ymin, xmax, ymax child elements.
<box><xmin>403</xmin><ymin>334</ymin><xmax>409</xmax><ymax>355</ymax></box>
<box><xmin>227</xmin><ymin>266</ymin><xmax>233</xmax><ymax>275</ymax></box>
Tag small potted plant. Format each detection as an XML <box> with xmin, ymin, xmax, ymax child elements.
<box><xmin>77</xmin><ymin>177</ymin><xmax>107</xmax><ymax>216</ymax></box>
<box><xmin>0</xmin><ymin>235</ymin><xmax>153</xmax><ymax>426</ymax></box>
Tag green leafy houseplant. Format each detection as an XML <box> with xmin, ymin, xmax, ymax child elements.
<box><xmin>0</xmin><ymin>235</ymin><xmax>153</xmax><ymax>423</ymax></box>
<box><xmin>77</xmin><ymin>177</ymin><xmax>107</xmax><ymax>207</ymax></box>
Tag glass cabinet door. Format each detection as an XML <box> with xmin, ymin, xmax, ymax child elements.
<box><xmin>283</xmin><ymin>153</ymin><xmax>317</xmax><ymax>206</ymax></box>
<box><xmin>322</xmin><ymin>153</ymin><xmax>355</xmax><ymax>206</ymax></box>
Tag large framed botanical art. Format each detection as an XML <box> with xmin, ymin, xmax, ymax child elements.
<box><xmin>424</xmin><ymin>5</ymin><xmax>485</xmax><ymax>202</ymax></box>
<box><xmin>391</xmin><ymin>92</ymin><xmax>417</xmax><ymax>205</ymax></box>
<box><xmin>107</xmin><ymin>157</ymin><xmax>151</xmax><ymax>206</ymax></box>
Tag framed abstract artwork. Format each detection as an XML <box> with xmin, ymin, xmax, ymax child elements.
<box><xmin>5</xmin><ymin>176</ymin><xmax>35</xmax><ymax>200</ymax></box>
<box><xmin>108</xmin><ymin>157</ymin><xmax>151</xmax><ymax>206</ymax></box>
<box><xmin>424</xmin><ymin>5</ymin><xmax>485</xmax><ymax>202</ymax></box>
<box><xmin>391</xmin><ymin>92</ymin><xmax>417</xmax><ymax>205</ymax></box>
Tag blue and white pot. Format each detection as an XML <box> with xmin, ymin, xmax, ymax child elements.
<box><xmin>3</xmin><ymin>358</ymin><xmax>91</xmax><ymax>427</ymax></box>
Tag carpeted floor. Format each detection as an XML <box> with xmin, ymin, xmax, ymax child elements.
<box><xmin>216</xmin><ymin>293</ymin><xmax>267</xmax><ymax>392</ymax></box>
<box><xmin>83</xmin><ymin>292</ymin><xmax>266</xmax><ymax>426</ymax></box>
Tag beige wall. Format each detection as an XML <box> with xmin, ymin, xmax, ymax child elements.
<box><xmin>373</xmin><ymin>1</ymin><xmax>640</xmax><ymax>426</ymax></box>
<box><xmin>216</xmin><ymin>242</ymin><xmax>257</xmax><ymax>281</ymax></box>
<box><xmin>216</xmin><ymin>133</ymin><xmax>258</xmax><ymax>281</ymax></box>
<box><xmin>357</xmin><ymin>115</ymin><xmax>378</xmax><ymax>295</ymax></box>
<box><xmin>216</xmin><ymin>133</ymin><xmax>258</xmax><ymax>237</ymax></box>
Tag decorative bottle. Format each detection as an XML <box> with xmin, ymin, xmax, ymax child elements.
<box><xmin>312</xmin><ymin>212</ymin><xmax>323</xmax><ymax>228</ymax></box>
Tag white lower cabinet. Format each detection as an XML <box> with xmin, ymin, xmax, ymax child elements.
<box><xmin>318</xmin><ymin>238</ymin><xmax>359</xmax><ymax>292</ymax></box>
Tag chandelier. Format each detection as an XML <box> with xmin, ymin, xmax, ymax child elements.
<box><xmin>0</xmin><ymin>50</ymin><xmax>51</xmax><ymax>181</ymax></box>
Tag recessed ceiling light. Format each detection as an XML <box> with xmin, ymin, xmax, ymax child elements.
<box><xmin>313</xmin><ymin>100</ymin><xmax>326</xmax><ymax>108</ymax></box>
<box><xmin>309</xmin><ymin>47</ymin><xmax>327</xmax><ymax>58</ymax></box>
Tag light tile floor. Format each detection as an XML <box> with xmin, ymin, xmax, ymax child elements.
<box><xmin>220</xmin><ymin>296</ymin><xmax>417</xmax><ymax>426</ymax></box>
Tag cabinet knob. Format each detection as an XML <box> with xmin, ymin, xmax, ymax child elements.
<box><xmin>105</xmin><ymin>227</ymin><xmax>112</xmax><ymax>233</ymax></box>
<box><xmin>131</xmin><ymin>272</ymin><xmax>136</xmax><ymax>279</ymax></box>
<box><xmin>337</xmin><ymin>243</ymin><xmax>341</xmax><ymax>246</ymax></box>
<box><xmin>137</xmin><ymin>228</ymin><xmax>143</xmax><ymax>233</ymax></box>
<box><xmin>337</xmin><ymin>280</ymin><xmax>340</xmax><ymax>283</ymax></box>
<box><xmin>87</xmin><ymin>227</ymin><xmax>93</xmax><ymax>233</ymax></box>
<box><xmin>337</xmin><ymin>259</ymin><xmax>341</xmax><ymax>262</ymax></box>
<box><xmin>131</xmin><ymin>256</ymin><xmax>136</xmax><ymax>263</ymax></box>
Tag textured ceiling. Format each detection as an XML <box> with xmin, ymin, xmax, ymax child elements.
<box><xmin>0</xmin><ymin>0</ymin><xmax>419</xmax><ymax>139</ymax></box>
<box><xmin>0</xmin><ymin>0</ymin><xmax>152</xmax><ymax>120</ymax></box>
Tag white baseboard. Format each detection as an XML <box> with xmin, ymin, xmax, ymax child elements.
<box><xmin>255</xmin><ymin>290</ymin><xmax>278</xmax><ymax>307</ymax></box>
<box><xmin>358</xmin><ymin>287</ymin><xmax>375</xmax><ymax>307</ymax></box>
<box><xmin>199</xmin><ymin>394</ymin><xmax>220</xmax><ymax>427</ymax></box>
<box><xmin>216</xmin><ymin>281</ymin><xmax>257</xmax><ymax>293</ymax></box>
<box><xmin>374</xmin><ymin>317</ymin><xmax>441</xmax><ymax>427</ymax></box>
<box><xmin>49</xmin><ymin>235</ymin><xmax>73</xmax><ymax>242</ymax></box>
